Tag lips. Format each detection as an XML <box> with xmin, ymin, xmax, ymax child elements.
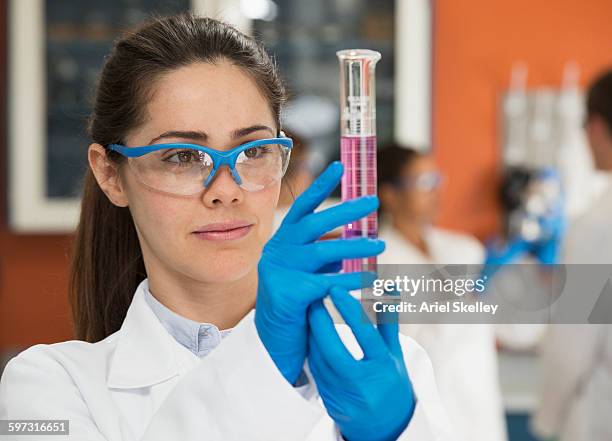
<box><xmin>192</xmin><ymin>220</ymin><xmax>255</xmax><ymax>241</ymax></box>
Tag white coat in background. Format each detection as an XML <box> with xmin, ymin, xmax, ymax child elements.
<box><xmin>531</xmin><ymin>183</ymin><xmax>612</xmax><ymax>441</ymax></box>
<box><xmin>0</xmin><ymin>278</ymin><xmax>454</xmax><ymax>441</ymax></box>
<box><xmin>378</xmin><ymin>220</ymin><xmax>508</xmax><ymax>441</ymax></box>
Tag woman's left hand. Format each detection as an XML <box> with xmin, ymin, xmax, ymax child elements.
<box><xmin>307</xmin><ymin>286</ymin><xmax>416</xmax><ymax>441</ymax></box>
<box><xmin>255</xmin><ymin>161</ymin><xmax>385</xmax><ymax>386</ymax></box>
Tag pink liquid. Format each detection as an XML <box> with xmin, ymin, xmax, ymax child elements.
<box><xmin>341</xmin><ymin>135</ymin><xmax>378</xmax><ymax>273</ymax></box>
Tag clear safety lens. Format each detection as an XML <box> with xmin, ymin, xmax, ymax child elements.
<box><xmin>235</xmin><ymin>143</ymin><xmax>290</xmax><ymax>191</ymax></box>
<box><xmin>394</xmin><ymin>171</ymin><xmax>443</xmax><ymax>192</ymax></box>
<box><xmin>127</xmin><ymin>143</ymin><xmax>290</xmax><ymax>195</ymax></box>
<box><xmin>413</xmin><ymin>171</ymin><xmax>443</xmax><ymax>191</ymax></box>
<box><xmin>127</xmin><ymin>147</ymin><xmax>213</xmax><ymax>195</ymax></box>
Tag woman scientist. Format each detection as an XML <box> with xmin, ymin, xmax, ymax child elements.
<box><xmin>0</xmin><ymin>14</ymin><xmax>452</xmax><ymax>441</ymax></box>
<box><xmin>377</xmin><ymin>145</ymin><xmax>507</xmax><ymax>441</ymax></box>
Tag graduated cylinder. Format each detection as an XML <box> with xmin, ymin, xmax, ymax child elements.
<box><xmin>337</xmin><ymin>49</ymin><xmax>381</xmax><ymax>273</ymax></box>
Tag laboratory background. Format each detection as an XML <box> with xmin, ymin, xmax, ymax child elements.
<box><xmin>1</xmin><ymin>1</ymin><xmax>612</xmax><ymax>440</ymax></box>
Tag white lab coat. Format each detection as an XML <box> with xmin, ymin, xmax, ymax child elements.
<box><xmin>0</xmin><ymin>278</ymin><xmax>454</xmax><ymax>441</ymax></box>
<box><xmin>531</xmin><ymin>183</ymin><xmax>612</xmax><ymax>441</ymax></box>
<box><xmin>378</xmin><ymin>221</ymin><xmax>508</xmax><ymax>441</ymax></box>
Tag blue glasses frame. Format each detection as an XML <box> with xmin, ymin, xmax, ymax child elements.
<box><xmin>106</xmin><ymin>136</ymin><xmax>293</xmax><ymax>189</ymax></box>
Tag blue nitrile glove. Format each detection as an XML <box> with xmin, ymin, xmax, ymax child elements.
<box><xmin>525</xmin><ymin>167</ymin><xmax>565</xmax><ymax>265</ymax></box>
<box><xmin>255</xmin><ymin>160</ymin><xmax>386</xmax><ymax>385</ymax></box>
<box><xmin>528</xmin><ymin>205</ymin><xmax>565</xmax><ymax>265</ymax></box>
<box><xmin>484</xmin><ymin>237</ymin><xmax>530</xmax><ymax>265</ymax></box>
<box><xmin>307</xmin><ymin>286</ymin><xmax>415</xmax><ymax>441</ymax></box>
<box><xmin>529</xmin><ymin>234</ymin><xmax>561</xmax><ymax>265</ymax></box>
<box><xmin>481</xmin><ymin>237</ymin><xmax>530</xmax><ymax>281</ymax></box>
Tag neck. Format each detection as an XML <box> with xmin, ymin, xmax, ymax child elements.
<box><xmin>146</xmin><ymin>266</ymin><xmax>257</xmax><ymax>330</ymax></box>
<box><xmin>391</xmin><ymin>215</ymin><xmax>430</xmax><ymax>256</ymax></box>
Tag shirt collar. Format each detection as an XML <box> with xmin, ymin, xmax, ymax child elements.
<box><xmin>143</xmin><ymin>286</ymin><xmax>233</xmax><ymax>357</ymax></box>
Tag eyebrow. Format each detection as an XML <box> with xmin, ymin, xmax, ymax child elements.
<box><xmin>147</xmin><ymin>125</ymin><xmax>276</xmax><ymax>145</ymax></box>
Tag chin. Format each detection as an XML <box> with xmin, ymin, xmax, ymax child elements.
<box><xmin>201</xmin><ymin>252</ymin><xmax>256</xmax><ymax>282</ymax></box>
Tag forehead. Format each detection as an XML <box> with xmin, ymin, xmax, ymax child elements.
<box><xmin>138</xmin><ymin>60</ymin><xmax>275</xmax><ymax>143</ymax></box>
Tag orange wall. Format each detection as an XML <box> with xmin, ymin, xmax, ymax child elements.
<box><xmin>433</xmin><ymin>0</ymin><xmax>612</xmax><ymax>240</ymax></box>
<box><xmin>3</xmin><ymin>1</ymin><xmax>612</xmax><ymax>348</ymax></box>
<box><xmin>0</xmin><ymin>234</ymin><xmax>73</xmax><ymax>348</ymax></box>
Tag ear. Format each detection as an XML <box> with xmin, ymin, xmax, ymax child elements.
<box><xmin>88</xmin><ymin>143</ymin><xmax>129</xmax><ymax>207</ymax></box>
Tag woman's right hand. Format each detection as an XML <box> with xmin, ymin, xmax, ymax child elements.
<box><xmin>255</xmin><ymin>161</ymin><xmax>385</xmax><ymax>385</ymax></box>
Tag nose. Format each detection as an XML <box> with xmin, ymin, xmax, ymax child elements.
<box><xmin>201</xmin><ymin>166</ymin><xmax>244</xmax><ymax>208</ymax></box>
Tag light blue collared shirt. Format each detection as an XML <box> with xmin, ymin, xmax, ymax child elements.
<box><xmin>143</xmin><ymin>286</ymin><xmax>310</xmax><ymax>388</ymax></box>
<box><xmin>143</xmin><ymin>288</ymin><xmax>233</xmax><ymax>357</ymax></box>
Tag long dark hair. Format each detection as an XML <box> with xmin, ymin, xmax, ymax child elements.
<box><xmin>587</xmin><ymin>69</ymin><xmax>612</xmax><ymax>131</ymax></box>
<box><xmin>69</xmin><ymin>13</ymin><xmax>288</xmax><ymax>342</ymax></box>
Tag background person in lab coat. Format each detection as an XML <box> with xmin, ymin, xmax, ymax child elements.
<box><xmin>531</xmin><ymin>69</ymin><xmax>612</xmax><ymax>441</ymax></box>
<box><xmin>377</xmin><ymin>144</ymin><xmax>508</xmax><ymax>441</ymax></box>
<box><xmin>0</xmin><ymin>14</ymin><xmax>453</xmax><ymax>441</ymax></box>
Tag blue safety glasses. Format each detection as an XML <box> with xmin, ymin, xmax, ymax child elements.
<box><xmin>106</xmin><ymin>136</ymin><xmax>293</xmax><ymax>195</ymax></box>
<box><xmin>392</xmin><ymin>171</ymin><xmax>443</xmax><ymax>192</ymax></box>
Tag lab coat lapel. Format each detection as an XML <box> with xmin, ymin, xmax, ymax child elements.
<box><xmin>106</xmin><ymin>279</ymin><xmax>179</xmax><ymax>389</ymax></box>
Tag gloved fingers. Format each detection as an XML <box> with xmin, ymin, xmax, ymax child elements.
<box><xmin>307</xmin><ymin>238</ymin><xmax>385</xmax><ymax>268</ymax></box>
<box><xmin>295</xmin><ymin>195</ymin><xmax>379</xmax><ymax>244</ymax></box>
<box><xmin>328</xmin><ymin>286</ymin><xmax>388</xmax><ymax>360</ymax></box>
<box><xmin>307</xmin><ymin>331</ymin><xmax>340</xmax><ymax>384</ymax></box>
<box><xmin>308</xmin><ymin>334</ymin><xmax>353</xmax><ymax>418</ymax></box>
<box><xmin>260</xmin><ymin>263</ymin><xmax>376</xmax><ymax>307</ymax></box>
<box><xmin>272</xmin><ymin>239</ymin><xmax>384</xmax><ymax>273</ymax></box>
<box><xmin>259</xmin><ymin>261</ymin><xmax>325</xmax><ymax>303</ymax></box>
<box><xmin>374</xmin><ymin>288</ymin><xmax>403</xmax><ymax>358</ymax></box>
<box><xmin>291</xmin><ymin>270</ymin><xmax>373</xmax><ymax>307</ymax></box>
<box><xmin>315</xmin><ymin>260</ymin><xmax>342</xmax><ymax>274</ymax></box>
<box><xmin>280</xmin><ymin>161</ymin><xmax>343</xmax><ymax>227</ymax></box>
<box><xmin>322</xmin><ymin>271</ymin><xmax>377</xmax><ymax>292</ymax></box>
<box><xmin>308</xmin><ymin>299</ymin><xmax>357</xmax><ymax>368</ymax></box>
<box><xmin>376</xmin><ymin>316</ymin><xmax>402</xmax><ymax>359</ymax></box>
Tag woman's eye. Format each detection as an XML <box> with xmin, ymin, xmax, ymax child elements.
<box><xmin>244</xmin><ymin>146</ymin><xmax>271</xmax><ymax>159</ymax></box>
<box><xmin>165</xmin><ymin>150</ymin><xmax>203</xmax><ymax>164</ymax></box>
<box><xmin>244</xmin><ymin>147</ymin><xmax>260</xmax><ymax>159</ymax></box>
